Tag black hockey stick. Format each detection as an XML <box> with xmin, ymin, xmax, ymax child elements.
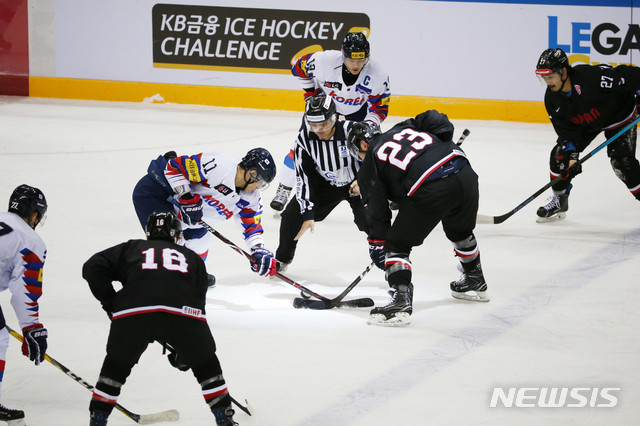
<box><xmin>476</xmin><ymin>115</ymin><xmax>640</xmax><ymax>224</ymax></box>
<box><xmin>292</xmin><ymin>262</ymin><xmax>374</xmax><ymax>310</ymax></box>
<box><xmin>230</xmin><ymin>396</ymin><xmax>253</xmax><ymax>416</ymax></box>
<box><xmin>7</xmin><ymin>326</ymin><xmax>179</xmax><ymax>424</ymax></box>
<box><xmin>199</xmin><ymin>220</ymin><xmax>374</xmax><ymax>308</ymax></box>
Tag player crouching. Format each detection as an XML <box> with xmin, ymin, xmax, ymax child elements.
<box><xmin>348</xmin><ymin>111</ymin><xmax>490</xmax><ymax>326</ymax></box>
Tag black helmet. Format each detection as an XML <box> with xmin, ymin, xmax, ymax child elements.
<box><xmin>536</xmin><ymin>48</ymin><xmax>569</xmax><ymax>77</ymax></box>
<box><xmin>8</xmin><ymin>184</ymin><xmax>47</xmax><ymax>226</ymax></box>
<box><xmin>342</xmin><ymin>32</ymin><xmax>370</xmax><ymax>60</ymax></box>
<box><xmin>146</xmin><ymin>211</ymin><xmax>182</xmax><ymax>243</ymax></box>
<box><xmin>414</xmin><ymin>110</ymin><xmax>455</xmax><ymax>142</ymax></box>
<box><xmin>347</xmin><ymin>121</ymin><xmax>381</xmax><ymax>155</ymax></box>
<box><xmin>241</xmin><ymin>148</ymin><xmax>276</xmax><ymax>185</ymax></box>
<box><xmin>305</xmin><ymin>92</ymin><xmax>337</xmax><ymax>126</ymax></box>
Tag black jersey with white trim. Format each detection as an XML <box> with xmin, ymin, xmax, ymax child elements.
<box><xmin>544</xmin><ymin>64</ymin><xmax>640</xmax><ymax>144</ymax></box>
<box><xmin>83</xmin><ymin>239</ymin><xmax>209</xmax><ymax>321</ymax></box>
<box><xmin>357</xmin><ymin>118</ymin><xmax>468</xmax><ymax>240</ymax></box>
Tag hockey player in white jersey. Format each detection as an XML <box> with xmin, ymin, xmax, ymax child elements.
<box><xmin>270</xmin><ymin>31</ymin><xmax>391</xmax><ymax>212</ymax></box>
<box><xmin>0</xmin><ymin>184</ymin><xmax>49</xmax><ymax>425</ymax></box>
<box><xmin>132</xmin><ymin>148</ymin><xmax>279</xmax><ymax>283</ymax></box>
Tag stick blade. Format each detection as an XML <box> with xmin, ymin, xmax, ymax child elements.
<box><xmin>136</xmin><ymin>409</ymin><xmax>180</xmax><ymax>425</ymax></box>
<box><xmin>293</xmin><ymin>297</ymin><xmax>332</xmax><ymax>309</ymax></box>
<box><xmin>337</xmin><ymin>297</ymin><xmax>375</xmax><ymax>308</ymax></box>
<box><xmin>292</xmin><ymin>297</ymin><xmax>374</xmax><ymax>309</ymax></box>
<box><xmin>476</xmin><ymin>214</ymin><xmax>496</xmax><ymax>224</ymax></box>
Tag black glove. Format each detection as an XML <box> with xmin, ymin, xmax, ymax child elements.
<box><xmin>177</xmin><ymin>193</ymin><xmax>203</xmax><ymax>225</ymax></box>
<box><xmin>635</xmin><ymin>90</ymin><xmax>640</xmax><ymax>108</ymax></box>
<box><xmin>22</xmin><ymin>324</ymin><xmax>48</xmax><ymax>366</ymax></box>
<box><xmin>367</xmin><ymin>238</ymin><xmax>386</xmax><ymax>270</ymax></box>
<box><xmin>163</xmin><ymin>343</ymin><xmax>190</xmax><ymax>372</ymax></box>
<box><xmin>558</xmin><ymin>142</ymin><xmax>582</xmax><ymax>180</ymax></box>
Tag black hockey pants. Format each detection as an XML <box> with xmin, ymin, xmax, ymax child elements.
<box><xmin>550</xmin><ymin>122</ymin><xmax>640</xmax><ymax>200</ymax></box>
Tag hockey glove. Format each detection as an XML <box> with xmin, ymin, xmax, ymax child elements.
<box><xmin>303</xmin><ymin>87</ymin><xmax>322</xmax><ymax>101</ymax></box>
<box><xmin>250</xmin><ymin>247</ymin><xmax>277</xmax><ymax>277</ymax></box>
<box><xmin>163</xmin><ymin>343</ymin><xmax>190</xmax><ymax>372</ymax></box>
<box><xmin>367</xmin><ymin>238</ymin><xmax>386</xmax><ymax>270</ymax></box>
<box><xmin>22</xmin><ymin>324</ymin><xmax>48</xmax><ymax>366</ymax></box>
<box><xmin>177</xmin><ymin>193</ymin><xmax>203</xmax><ymax>225</ymax></box>
<box><xmin>558</xmin><ymin>141</ymin><xmax>581</xmax><ymax>180</ymax></box>
<box><xmin>635</xmin><ymin>89</ymin><xmax>640</xmax><ymax>108</ymax></box>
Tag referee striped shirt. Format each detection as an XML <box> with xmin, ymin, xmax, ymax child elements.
<box><xmin>293</xmin><ymin>120</ymin><xmax>361</xmax><ymax>215</ymax></box>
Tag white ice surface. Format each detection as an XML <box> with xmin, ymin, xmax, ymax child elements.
<box><xmin>0</xmin><ymin>96</ymin><xmax>639</xmax><ymax>425</ymax></box>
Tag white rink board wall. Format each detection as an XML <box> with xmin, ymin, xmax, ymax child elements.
<box><xmin>36</xmin><ymin>0</ymin><xmax>638</xmax><ymax>102</ymax></box>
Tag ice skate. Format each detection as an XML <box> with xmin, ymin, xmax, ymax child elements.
<box><xmin>270</xmin><ymin>183</ymin><xmax>292</xmax><ymax>214</ymax></box>
<box><xmin>212</xmin><ymin>406</ymin><xmax>238</xmax><ymax>426</ymax></box>
<box><xmin>89</xmin><ymin>410</ymin><xmax>109</xmax><ymax>426</ymax></box>
<box><xmin>368</xmin><ymin>284</ymin><xmax>413</xmax><ymax>326</ymax></box>
<box><xmin>207</xmin><ymin>273</ymin><xmax>216</xmax><ymax>288</ymax></box>
<box><xmin>0</xmin><ymin>404</ymin><xmax>25</xmax><ymax>426</ymax></box>
<box><xmin>536</xmin><ymin>184</ymin><xmax>571</xmax><ymax>223</ymax></box>
<box><xmin>450</xmin><ymin>266</ymin><xmax>490</xmax><ymax>302</ymax></box>
<box><xmin>275</xmin><ymin>259</ymin><xmax>289</xmax><ymax>274</ymax></box>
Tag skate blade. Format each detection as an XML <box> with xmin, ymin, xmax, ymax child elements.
<box><xmin>5</xmin><ymin>419</ymin><xmax>26</xmax><ymax>426</ymax></box>
<box><xmin>367</xmin><ymin>312</ymin><xmax>411</xmax><ymax>326</ymax></box>
<box><xmin>536</xmin><ymin>212</ymin><xmax>566</xmax><ymax>223</ymax></box>
<box><xmin>451</xmin><ymin>290</ymin><xmax>490</xmax><ymax>302</ymax></box>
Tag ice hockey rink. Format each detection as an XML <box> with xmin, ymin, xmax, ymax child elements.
<box><xmin>1</xmin><ymin>95</ymin><xmax>639</xmax><ymax>426</ymax></box>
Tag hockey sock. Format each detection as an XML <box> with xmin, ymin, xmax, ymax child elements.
<box><xmin>385</xmin><ymin>252</ymin><xmax>412</xmax><ymax>286</ymax></box>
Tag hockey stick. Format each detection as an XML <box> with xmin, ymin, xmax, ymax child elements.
<box><xmin>230</xmin><ymin>396</ymin><xmax>253</xmax><ymax>416</ymax></box>
<box><xmin>292</xmin><ymin>262</ymin><xmax>375</xmax><ymax>310</ymax></box>
<box><xmin>199</xmin><ymin>220</ymin><xmax>374</xmax><ymax>308</ymax></box>
<box><xmin>6</xmin><ymin>326</ymin><xmax>179</xmax><ymax>425</ymax></box>
<box><xmin>457</xmin><ymin>129</ymin><xmax>471</xmax><ymax>146</ymax></box>
<box><xmin>289</xmin><ymin>130</ymin><xmax>469</xmax><ymax>310</ymax></box>
<box><xmin>476</xmin><ymin>115</ymin><xmax>640</xmax><ymax>224</ymax></box>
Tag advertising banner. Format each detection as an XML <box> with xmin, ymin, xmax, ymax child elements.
<box><xmin>151</xmin><ymin>4</ymin><xmax>369</xmax><ymax>74</ymax></box>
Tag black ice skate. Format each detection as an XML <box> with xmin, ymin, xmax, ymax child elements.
<box><xmin>0</xmin><ymin>404</ymin><xmax>25</xmax><ymax>426</ymax></box>
<box><xmin>536</xmin><ymin>184</ymin><xmax>572</xmax><ymax>223</ymax></box>
<box><xmin>270</xmin><ymin>183</ymin><xmax>292</xmax><ymax>213</ymax></box>
<box><xmin>450</xmin><ymin>266</ymin><xmax>490</xmax><ymax>302</ymax></box>
<box><xmin>89</xmin><ymin>410</ymin><xmax>109</xmax><ymax>426</ymax></box>
<box><xmin>207</xmin><ymin>273</ymin><xmax>216</xmax><ymax>288</ymax></box>
<box><xmin>368</xmin><ymin>284</ymin><xmax>413</xmax><ymax>326</ymax></box>
<box><xmin>212</xmin><ymin>406</ymin><xmax>238</xmax><ymax>426</ymax></box>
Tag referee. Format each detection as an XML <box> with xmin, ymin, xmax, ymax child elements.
<box><xmin>275</xmin><ymin>92</ymin><xmax>370</xmax><ymax>271</ymax></box>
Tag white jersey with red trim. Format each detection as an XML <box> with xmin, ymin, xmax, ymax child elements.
<box><xmin>0</xmin><ymin>212</ymin><xmax>46</xmax><ymax>330</ymax></box>
<box><xmin>164</xmin><ymin>152</ymin><xmax>265</xmax><ymax>249</ymax></box>
<box><xmin>292</xmin><ymin>50</ymin><xmax>391</xmax><ymax>125</ymax></box>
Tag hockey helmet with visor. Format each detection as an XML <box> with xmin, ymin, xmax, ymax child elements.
<box><xmin>535</xmin><ymin>48</ymin><xmax>569</xmax><ymax>84</ymax></box>
<box><xmin>304</xmin><ymin>93</ymin><xmax>337</xmax><ymax>134</ymax></box>
<box><xmin>8</xmin><ymin>184</ymin><xmax>47</xmax><ymax>228</ymax></box>
<box><xmin>146</xmin><ymin>211</ymin><xmax>182</xmax><ymax>243</ymax></box>
<box><xmin>241</xmin><ymin>148</ymin><xmax>276</xmax><ymax>190</ymax></box>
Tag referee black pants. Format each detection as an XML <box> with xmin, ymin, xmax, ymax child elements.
<box><xmin>276</xmin><ymin>181</ymin><xmax>369</xmax><ymax>264</ymax></box>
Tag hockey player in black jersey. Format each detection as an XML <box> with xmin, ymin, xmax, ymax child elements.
<box><xmin>274</xmin><ymin>92</ymin><xmax>369</xmax><ymax>271</ymax></box>
<box><xmin>535</xmin><ymin>48</ymin><xmax>640</xmax><ymax>222</ymax></box>
<box><xmin>82</xmin><ymin>211</ymin><xmax>238</xmax><ymax>426</ymax></box>
<box><xmin>348</xmin><ymin>111</ymin><xmax>489</xmax><ymax>326</ymax></box>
